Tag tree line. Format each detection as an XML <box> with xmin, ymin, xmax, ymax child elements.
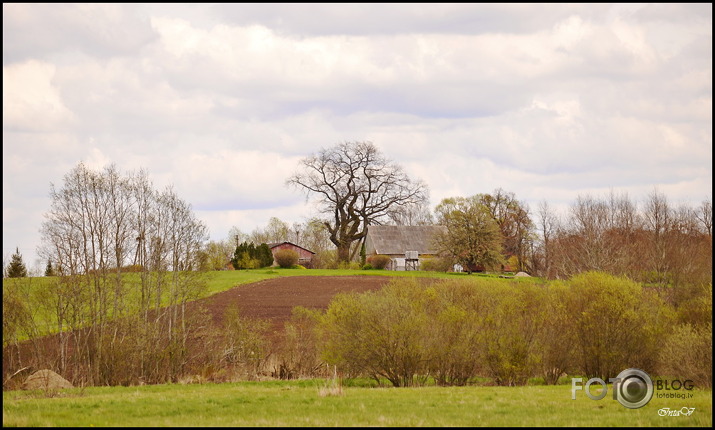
<box><xmin>285</xmin><ymin>141</ymin><xmax>712</xmax><ymax>292</ymax></box>
<box><xmin>5</xmin><ymin>142</ymin><xmax>710</xmax><ymax>290</ymax></box>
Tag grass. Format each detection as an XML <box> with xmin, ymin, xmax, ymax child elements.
<box><xmin>3</xmin><ymin>380</ymin><xmax>711</xmax><ymax>427</ymax></box>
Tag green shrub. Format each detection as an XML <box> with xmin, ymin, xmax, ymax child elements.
<box><xmin>657</xmin><ymin>323</ymin><xmax>712</xmax><ymax>389</ymax></box>
<box><xmin>420</xmin><ymin>257</ymin><xmax>452</xmax><ymax>272</ymax></box>
<box><xmin>257</xmin><ymin>243</ymin><xmax>275</xmax><ymax>268</ymax></box>
<box><xmin>366</xmin><ymin>254</ymin><xmax>392</xmax><ymax>270</ymax></box>
<box><xmin>566</xmin><ymin>271</ymin><xmax>674</xmax><ymax>380</ymax></box>
<box><xmin>274</xmin><ymin>249</ymin><xmax>299</xmax><ymax>268</ymax></box>
<box><xmin>675</xmin><ymin>283</ymin><xmax>712</xmax><ymax>326</ymax></box>
<box><xmin>480</xmin><ymin>281</ymin><xmax>546</xmax><ymax>386</ymax></box>
<box><xmin>337</xmin><ymin>261</ymin><xmax>362</xmax><ymax>270</ymax></box>
<box><xmin>362</xmin><ymin>263</ymin><xmax>373</xmax><ymax>270</ymax></box>
<box><xmin>534</xmin><ymin>282</ymin><xmax>575</xmax><ymax>385</ymax></box>
<box><xmin>322</xmin><ymin>279</ymin><xmax>430</xmax><ymax>387</ymax></box>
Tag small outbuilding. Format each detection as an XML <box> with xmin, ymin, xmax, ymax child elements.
<box><xmin>268</xmin><ymin>241</ymin><xmax>316</xmax><ymax>268</ymax></box>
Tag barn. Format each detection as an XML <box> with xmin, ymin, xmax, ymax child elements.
<box><xmin>364</xmin><ymin>225</ymin><xmax>448</xmax><ymax>270</ymax></box>
<box><xmin>268</xmin><ymin>241</ymin><xmax>316</xmax><ymax>268</ymax></box>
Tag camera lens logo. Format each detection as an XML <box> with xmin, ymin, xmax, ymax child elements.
<box><xmin>615</xmin><ymin>368</ymin><xmax>654</xmax><ymax>409</ymax></box>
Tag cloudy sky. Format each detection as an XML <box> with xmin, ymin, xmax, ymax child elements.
<box><xmin>3</xmin><ymin>3</ymin><xmax>712</xmax><ymax>272</ymax></box>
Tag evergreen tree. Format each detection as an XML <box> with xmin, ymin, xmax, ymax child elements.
<box><xmin>44</xmin><ymin>260</ymin><xmax>55</xmax><ymax>277</ymax></box>
<box><xmin>258</xmin><ymin>243</ymin><xmax>274</xmax><ymax>267</ymax></box>
<box><xmin>7</xmin><ymin>247</ymin><xmax>28</xmax><ymax>278</ymax></box>
<box><xmin>232</xmin><ymin>242</ymin><xmax>247</xmax><ymax>269</ymax></box>
<box><xmin>232</xmin><ymin>242</ymin><xmax>275</xmax><ymax>269</ymax></box>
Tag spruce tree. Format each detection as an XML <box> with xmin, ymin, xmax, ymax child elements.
<box><xmin>45</xmin><ymin>260</ymin><xmax>55</xmax><ymax>277</ymax></box>
<box><xmin>231</xmin><ymin>242</ymin><xmax>247</xmax><ymax>269</ymax></box>
<box><xmin>258</xmin><ymin>243</ymin><xmax>274</xmax><ymax>267</ymax></box>
<box><xmin>7</xmin><ymin>247</ymin><xmax>28</xmax><ymax>278</ymax></box>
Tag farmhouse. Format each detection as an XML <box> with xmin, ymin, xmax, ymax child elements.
<box><xmin>364</xmin><ymin>225</ymin><xmax>447</xmax><ymax>270</ymax></box>
<box><xmin>268</xmin><ymin>241</ymin><xmax>316</xmax><ymax>268</ymax></box>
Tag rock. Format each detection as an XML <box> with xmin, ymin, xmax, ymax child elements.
<box><xmin>514</xmin><ymin>272</ymin><xmax>531</xmax><ymax>277</ymax></box>
<box><xmin>21</xmin><ymin>369</ymin><xmax>73</xmax><ymax>391</ymax></box>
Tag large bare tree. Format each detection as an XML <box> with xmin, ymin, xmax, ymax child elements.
<box><xmin>287</xmin><ymin>142</ymin><xmax>428</xmax><ymax>262</ymax></box>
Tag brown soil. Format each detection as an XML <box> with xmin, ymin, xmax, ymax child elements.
<box><xmin>187</xmin><ymin>275</ymin><xmax>391</xmax><ymax>338</ymax></box>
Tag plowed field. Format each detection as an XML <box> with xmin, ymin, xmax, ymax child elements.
<box><xmin>187</xmin><ymin>275</ymin><xmax>393</xmax><ymax>339</ymax></box>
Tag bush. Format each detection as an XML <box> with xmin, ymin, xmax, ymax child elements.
<box><xmin>362</xmin><ymin>263</ymin><xmax>373</xmax><ymax>270</ymax></box>
<box><xmin>479</xmin><ymin>281</ymin><xmax>546</xmax><ymax>386</ymax></box>
<box><xmin>366</xmin><ymin>254</ymin><xmax>392</xmax><ymax>270</ymax></box>
<box><xmin>420</xmin><ymin>257</ymin><xmax>452</xmax><ymax>272</ymax></box>
<box><xmin>534</xmin><ymin>282</ymin><xmax>574</xmax><ymax>385</ymax></box>
<box><xmin>565</xmin><ymin>271</ymin><xmax>674</xmax><ymax>380</ymax></box>
<box><xmin>273</xmin><ymin>306</ymin><xmax>326</xmax><ymax>379</ymax></box>
<box><xmin>322</xmin><ymin>279</ymin><xmax>430</xmax><ymax>387</ymax></box>
<box><xmin>657</xmin><ymin>323</ymin><xmax>712</xmax><ymax>389</ymax></box>
<box><xmin>337</xmin><ymin>261</ymin><xmax>362</xmax><ymax>270</ymax></box>
<box><xmin>274</xmin><ymin>249</ymin><xmax>299</xmax><ymax>268</ymax></box>
<box><xmin>222</xmin><ymin>306</ymin><xmax>271</xmax><ymax>375</ymax></box>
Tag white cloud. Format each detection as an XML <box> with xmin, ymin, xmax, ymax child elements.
<box><xmin>3</xmin><ymin>60</ymin><xmax>76</xmax><ymax>131</ymax></box>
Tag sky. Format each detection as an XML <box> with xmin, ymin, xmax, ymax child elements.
<box><xmin>3</xmin><ymin>3</ymin><xmax>712</xmax><ymax>273</ymax></box>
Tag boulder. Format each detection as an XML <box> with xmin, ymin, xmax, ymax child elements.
<box><xmin>22</xmin><ymin>369</ymin><xmax>73</xmax><ymax>390</ymax></box>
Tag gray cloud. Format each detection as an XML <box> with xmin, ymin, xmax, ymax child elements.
<box><xmin>3</xmin><ymin>4</ymin><xmax>157</xmax><ymax>64</ymax></box>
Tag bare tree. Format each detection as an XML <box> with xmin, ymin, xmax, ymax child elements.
<box><xmin>387</xmin><ymin>201</ymin><xmax>435</xmax><ymax>226</ymax></box>
<box><xmin>535</xmin><ymin>200</ymin><xmax>559</xmax><ymax>278</ymax></box>
<box><xmin>642</xmin><ymin>189</ymin><xmax>672</xmax><ymax>285</ymax></box>
<box><xmin>250</xmin><ymin>217</ymin><xmax>291</xmax><ymax>244</ymax></box>
<box><xmin>287</xmin><ymin>142</ymin><xmax>428</xmax><ymax>262</ymax></box>
<box><xmin>696</xmin><ymin>198</ymin><xmax>712</xmax><ymax>238</ymax></box>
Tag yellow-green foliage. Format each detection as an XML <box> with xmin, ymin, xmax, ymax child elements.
<box><xmin>322</xmin><ymin>280</ymin><xmax>431</xmax><ymax>386</ymax></box>
<box><xmin>566</xmin><ymin>271</ymin><xmax>674</xmax><ymax>380</ymax></box>
<box><xmin>419</xmin><ymin>256</ymin><xmax>452</xmax><ymax>272</ymax></box>
<box><xmin>320</xmin><ymin>273</ymin><xmax>683</xmax><ymax>387</ymax></box>
<box><xmin>321</xmin><ymin>278</ymin><xmax>551</xmax><ymax>386</ymax></box>
<box><xmin>658</xmin><ymin>322</ymin><xmax>712</xmax><ymax>388</ymax></box>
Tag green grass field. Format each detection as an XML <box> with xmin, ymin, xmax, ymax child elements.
<box><xmin>3</xmin><ymin>380</ymin><xmax>711</xmax><ymax>427</ymax></box>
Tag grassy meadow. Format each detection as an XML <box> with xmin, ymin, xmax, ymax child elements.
<box><xmin>3</xmin><ymin>379</ymin><xmax>711</xmax><ymax>427</ymax></box>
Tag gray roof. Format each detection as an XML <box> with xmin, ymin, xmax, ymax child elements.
<box><xmin>365</xmin><ymin>225</ymin><xmax>447</xmax><ymax>256</ymax></box>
